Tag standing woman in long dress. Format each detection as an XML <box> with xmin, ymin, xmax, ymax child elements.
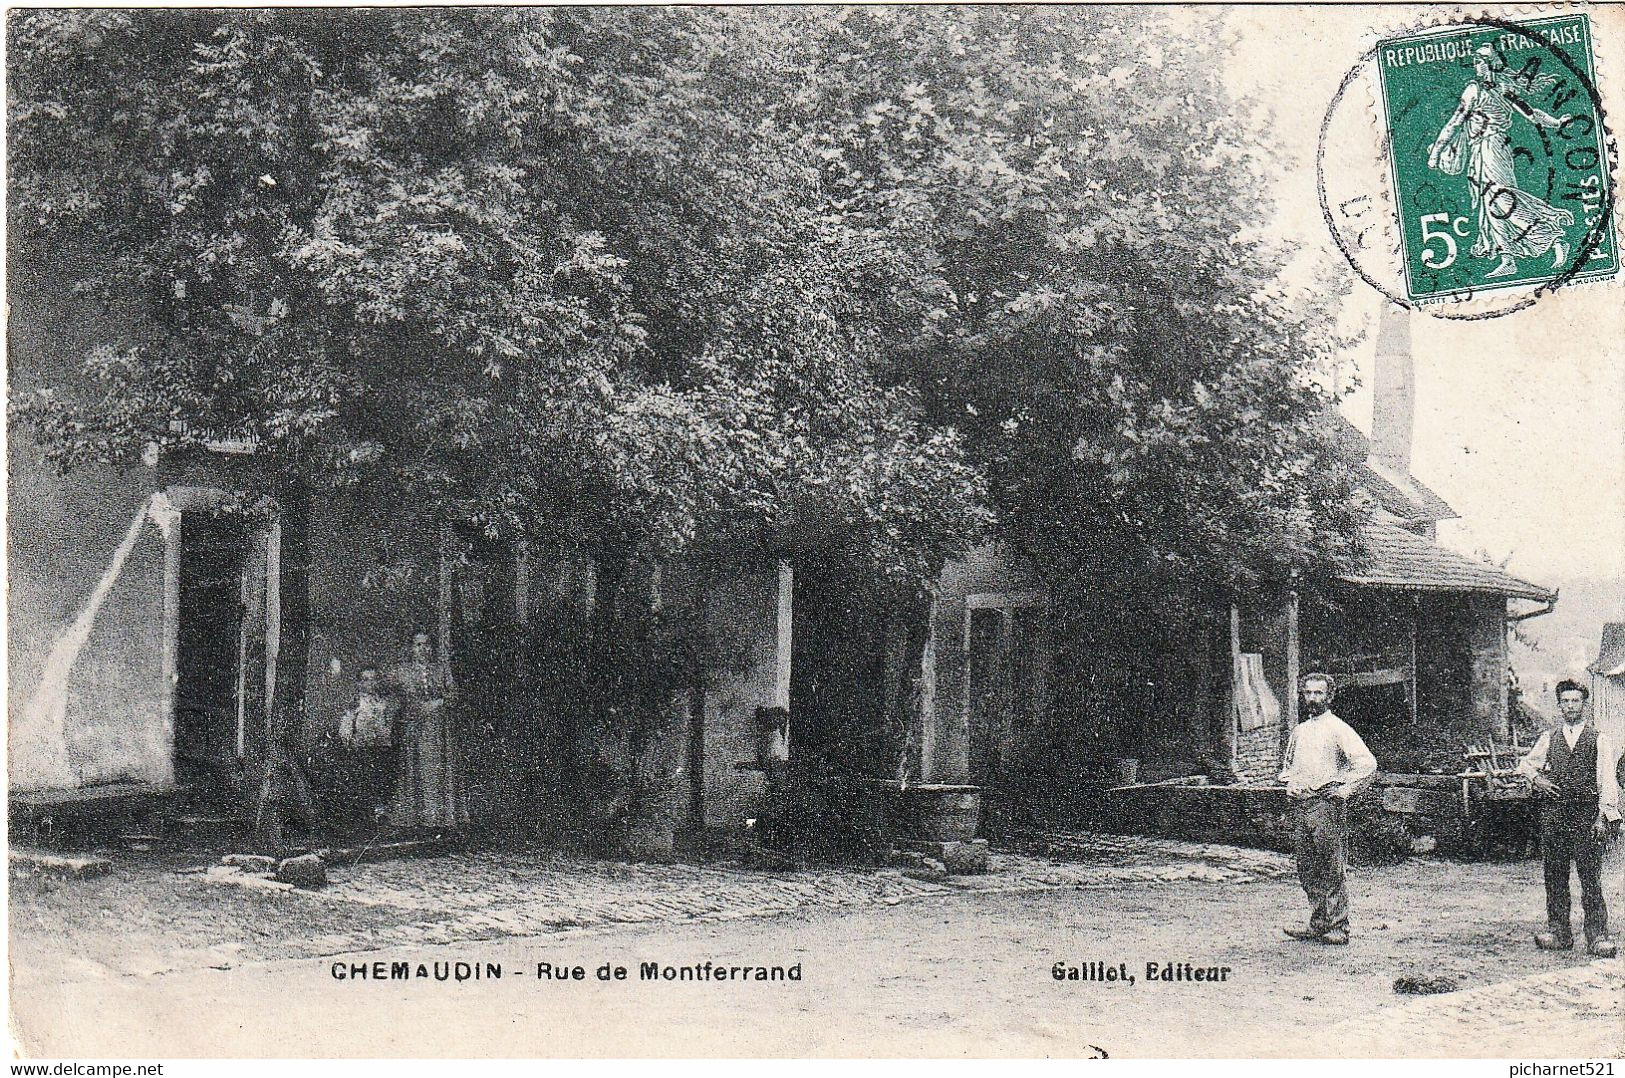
<box><xmin>389</xmin><ymin>628</ymin><xmax>469</xmax><ymax>833</ymax></box>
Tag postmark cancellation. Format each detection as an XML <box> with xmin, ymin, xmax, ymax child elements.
<box><xmin>1373</xmin><ymin>12</ymin><xmax>1618</xmax><ymax>304</ymax></box>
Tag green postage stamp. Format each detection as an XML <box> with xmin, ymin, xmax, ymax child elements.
<box><xmin>1375</xmin><ymin>12</ymin><xmax>1617</xmax><ymax>303</ymax></box>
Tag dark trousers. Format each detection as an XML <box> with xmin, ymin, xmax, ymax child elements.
<box><xmin>1295</xmin><ymin>796</ymin><xmax>1350</xmax><ymax>934</ymax></box>
<box><xmin>341</xmin><ymin>746</ymin><xmax>399</xmax><ymax>824</ymax></box>
<box><xmin>1540</xmin><ymin>805</ymin><xmax>1609</xmax><ymax>943</ymax></box>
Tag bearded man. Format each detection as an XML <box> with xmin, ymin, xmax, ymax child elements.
<box><xmin>1279</xmin><ymin>673</ymin><xmax>1378</xmax><ymax>946</ymax></box>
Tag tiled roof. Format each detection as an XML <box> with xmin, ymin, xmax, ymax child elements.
<box><xmin>1360</xmin><ymin>459</ymin><xmax>1458</xmax><ymax>524</ymax></box>
<box><xmin>1326</xmin><ymin>413</ymin><xmax>1457</xmax><ymax>523</ymax></box>
<box><xmin>1594</xmin><ymin>623</ymin><xmax>1625</xmax><ymax>677</ymax></box>
<box><xmin>1339</xmin><ymin>517</ymin><xmax>1553</xmax><ymax>601</ymax></box>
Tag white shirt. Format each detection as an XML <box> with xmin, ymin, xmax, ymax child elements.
<box><xmin>1279</xmin><ymin>711</ymin><xmax>1378</xmax><ymax>800</ymax></box>
<box><xmin>1515</xmin><ymin>721</ymin><xmax>1622</xmax><ymax>822</ymax></box>
<box><xmin>339</xmin><ymin>694</ymin><xmax>395</xmax><ymax>749</ymax></box>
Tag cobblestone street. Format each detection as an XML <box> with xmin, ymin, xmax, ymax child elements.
<box><xmin>11</xmin><ymin>834</ymin><xmax>1622</xmax><ymax>1057</ymax></box>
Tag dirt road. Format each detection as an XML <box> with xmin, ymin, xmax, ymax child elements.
<box><xmin>11</xmin><ymin>851</ymin><xmax>1621</xmax><ymax>1058</ymax></box>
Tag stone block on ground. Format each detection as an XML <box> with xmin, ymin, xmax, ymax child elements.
<box><xmin>901</xmin><ymin>857</ymin><xmax>948</xmax><ymax>883</ymax></box>
<box><xmin>9</xmin><ymin>849</ymin><xmax>113</xmax><ymax>880</ymax></box>
<box><xmin>274</xmin><ymin>853</ymin><xmax>328</xmax><ymax>888</ymax></box>
<box><xmin>1394</xmin><ymin>974</ymin><xmax>1459</xmax><ymax>995</ymax></box>
<box><xmin>221</xmin><ymin>854</ymin><xmax>278</xmax><ymax>872</ymax></box>
<box><xmin>896</xmin><ymin>838</ymin><xmax>989</xmax><ymax>875</ymax></box>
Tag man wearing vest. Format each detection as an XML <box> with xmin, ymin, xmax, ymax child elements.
<box><xmin>1515</xmin><ymin>680</ymin><xmax>1620</xmax><ymax>957</ymax></box>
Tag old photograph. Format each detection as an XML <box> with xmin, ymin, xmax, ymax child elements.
<box><xmin>6</xmin><ymin>3</ymin><xmax>1623</xmax><ymax>1060</ymax></box>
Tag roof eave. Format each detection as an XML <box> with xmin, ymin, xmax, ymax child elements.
<box><xmin>1335</xmin><ymin>575</ymin><xmax>1555</xmax><ymax>603</ymax></box>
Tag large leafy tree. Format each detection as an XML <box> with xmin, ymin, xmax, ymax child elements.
<box><xmin>766</xmin><ymin>7</ymin><xmax>1368</xmax><ymax>608</ymax></box>
<box><xmin>8</xmin><ymin>9</ymin><xmax>997</xmax><ymax>827</ymax></box>
<box><xmin>11</xmin><ymin>9</ymin><xmax>1365</xmax><ymax>806</ymax></box>
<box><xmin>8</xmin><ymin>10</ymin><xmax>987</xmax><ymax>568</ymax></box>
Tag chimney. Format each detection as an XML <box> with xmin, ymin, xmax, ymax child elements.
<box><xmin>1371</xmin><ymin>303</ymin><xmax>1414</xmax><ymax>475</ymax></box>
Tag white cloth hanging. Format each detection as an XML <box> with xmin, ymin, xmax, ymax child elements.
<box><xmin>1233</xmin><ymin>652</ymin><xmax>1281</xmax><ymax>732</ymax></box>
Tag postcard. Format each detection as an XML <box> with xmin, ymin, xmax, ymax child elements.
<box><xmin>7</xmin><ymin>4</ymin><xmax>1622</xmax><ymax>1060</ymax></box>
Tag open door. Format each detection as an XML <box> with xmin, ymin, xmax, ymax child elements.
<box><xmin>788</xmin><ymin>565</ymin><xmax>891</xmax><ymax>776</ymax></box>
<box><xmin>173</xmin><ymin>510</ymin><xmax>267</xmax><ymax>806</ymax></box>
<box><xmin>966</xmin><ymin>602</ymin><xmax>1046</xmax><ymax>833</ymax></box>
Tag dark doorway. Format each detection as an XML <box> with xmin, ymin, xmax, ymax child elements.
<box><xmin>175</xmin><ymin>511</ymin><xmax>251</xmax><ymax>801</ymax></box>
<box><xmin>967</xmin><ymin>608</ymin><xmax>1008</xmax><ymax>789</ymax></box>
<box><xmin>967</xmin><ymin>606</ymin><xmax>1047</xmax><ymax>788</ymax></box>
<box><xmin>451</xmin><ymin>533</ymin><xmax>527</xmax><ymax>828</ymax></box>
<box><xmin>451</xmin><ymin>532</ymin><xmax>520</xmax><ymax>718</ymax></box>
<box><xmin>789</xmin><ymin>566</ymin><xmax>891</xmax><ymax>776</ymax></box>
<box><xmin>967</xmin><ymin>604</ymin><xmax>1047</xmax><ymax>834</ymax></box>
<box><xmin>1336</xmin><ymin>681</ymin><xmax>1410</xmax><ymax>730</ymax></box>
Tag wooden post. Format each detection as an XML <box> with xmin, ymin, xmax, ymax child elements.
<box><xmin>265</xmin><ymin>517</ymin><xmax>281</xmax><ymax>738</ymax></box>
<box><xmin>235</xmin><ymin>578</ymin><xmax>250</xmax><ymax>760</ymax></box>
<box><xmin>774</xmin><ymin>563</ymin><xmax>793</xmax><ymax>710</ymax></box>
<box><xmin>1224</xmin><ymin>603</ymin><xmax>1241</xmax><ymax>774</ymax></box>
<box><xmin>1284</xmin><ymin>591</ymin><xmax>1300</xmax><ymax>755</ymax></box>
<box><xmin>160</xmin><ymin>508</ymin><xmax>182</xmax><ymax>786</ymax></box>
<box><xmin>919</xmin><ymin>594</ymin><xmax>940</xmax><ymax>781</ymax></box>
<box><xmin>1409</xmin><ymin>594</ymin><xmax>1421</xmax><ymax>725</ymax></box>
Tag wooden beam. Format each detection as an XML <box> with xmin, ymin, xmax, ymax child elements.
<box><xmin>264</xmin><ymin>517</ymin><xmax>281</xmax><ymax>737</ymax></box>
<box><xmin>1223</xmin><ymin>603</ymin><xmax>1241</xmax><ymax>773</ymax></box>
<box><xmin>1409</xmin><ymin>595</ymin><xmax>1420</xmax><ymax>725</ymax></box>
<box><xmin>1285</xmin><ymin>590</ymin><xmax>1300</xmax><ymax>734</ymax></box>
<box><xmin>774</xmin><ymin>562</ymin><xmax>793</xmax><ymax>710</ymax></box>
<box><xmin>919</xmin><ymin>594</ymin><xmax>939</xmax><ymax>781</ymax></box>
<box><xmin>1338</xmin><ymin>668</ymin><xmax>1410</xmax><ymax>689</ymax></box>
<box><xmin>996</xmin><ymin>607</ymin><xmax>1015</xmax><ymax>783</ymax></box>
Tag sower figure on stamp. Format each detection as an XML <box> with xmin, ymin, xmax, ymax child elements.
<box><xmin>1280</xmin><ymin>673</ymin><xmax>1377</xmax><ymax>946</ymax></box>
<box><xmin>1515</xmin><ymin>680</ymin><xmax>1619</xmax><ymax>957</ymax></box>
<box><xmin>1426</xmin><ymin>44</ymin><xmax>1574</xmax><ymax>280</ymax></box>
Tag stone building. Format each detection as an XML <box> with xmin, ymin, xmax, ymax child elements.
<box><xmin>1222</xmin><ymin>309</ymin><xmax>1553</xmax><ymax>784</ymax></box>
<box><xmin>5</xmin><ymin>248</ymin><xmax>983</xmax><ymax>841</ymax></box>
<box><xmin>6</xmin><ymin>265</ymin><xmax>1036</xmax><ymax>842</ymax></box>
<box><xmin>6</xmin><ymin>274</ymin><xmax>1551</xmax><ymax>849</ymax></box>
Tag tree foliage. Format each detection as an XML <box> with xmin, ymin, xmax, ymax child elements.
<box><xmin>770</xmin><ymin>7</ymin><xmax>1368</xmax><ymax>602</ymax></box>
<box><xmin>8</xmin><ymin>8</ymin><xmax>988</xmax><ymax>588</ymax></box>
<box><xmin>9</xmin><ymin>6</ymin><xmax>1364</xmax><ymax>601</ymax></box>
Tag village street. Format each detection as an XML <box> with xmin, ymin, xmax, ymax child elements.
<box><xmin>10</xmin><ymin>835</ymin><xmax>1622</xmax><ymax>1058</ymax></box>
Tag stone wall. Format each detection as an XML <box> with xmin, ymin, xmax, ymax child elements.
<box><xmin>1464</xmin><ymin>593</ymin><xmax>1509</xmax><ymax>740</ymax></box>
<box><xmin>1234</xmin><ymin>724</ymin><xmax>1284</xmax><ymax>785</ymax></box>
<box><xmin>8</xmin><ymin>252</ymin><xmax>175</xmax><ymax>795</ymax></box>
